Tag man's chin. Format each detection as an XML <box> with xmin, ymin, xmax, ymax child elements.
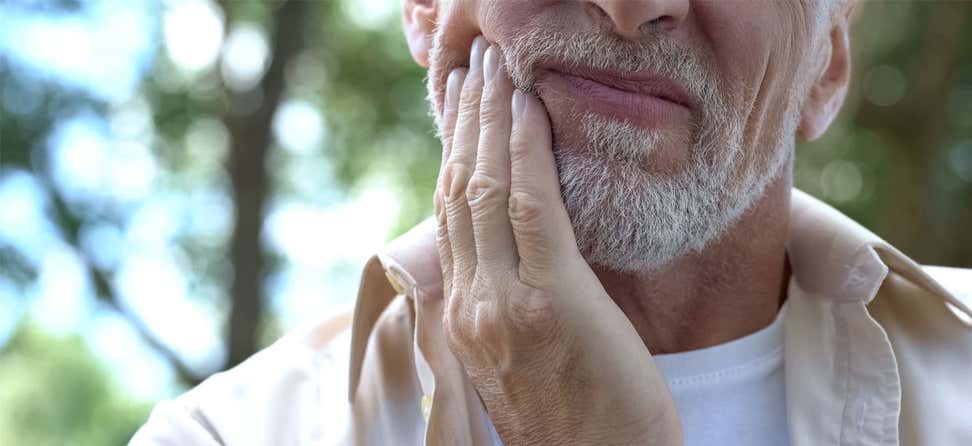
<box><xmin>548</xmin><ymin>114</ymin><xmax>696</xmax><ymax>177</ymax></box>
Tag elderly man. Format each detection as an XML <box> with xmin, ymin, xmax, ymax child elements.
<box><xmin>133</xmin><ymin>1</ymin><xmax>972</xmax><ymax>445</ymax></box>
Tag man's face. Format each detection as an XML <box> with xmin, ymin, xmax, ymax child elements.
<box><xmin>419</xmin><ymin>1</ymin><xmax>839</xmax><ymax>273</ymax></box>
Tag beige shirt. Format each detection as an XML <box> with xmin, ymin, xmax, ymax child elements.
<box><xmin>131</xmin><ymin>189</ymin><xmax>972</xmax><ymax>445</ymax></box>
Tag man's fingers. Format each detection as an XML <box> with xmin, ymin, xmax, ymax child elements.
<box><xmin>467</xmin><ymin>45</ymin><xmax>517</xmax><ymax>275</ymax></box>
<box><xmin>439</xmin><ymin>68</ymin><xmax>468</xmax><ymax>174</ymax></box>
<box><xmin>435</xmin><ymin>68</ymin><xmax>467</xmax><ymax>299</ymax></box>
<box><xmin>443</xmin><ymin>36</ymin><xmax>488</xmax><ymax>294</ymax></box>
<box><xmin>509</xmin><ymin>91</ymin><xmax>577</xmax><ymax>288</ymax></box>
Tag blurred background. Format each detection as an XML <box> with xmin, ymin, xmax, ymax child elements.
<box><xmin>0</xmin><ymin>1</ymin><xmax>969</xmax><ymax>444</ymax></box>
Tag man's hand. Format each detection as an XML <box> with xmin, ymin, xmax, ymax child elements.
<box><xmin>433</xmin><ymin>36</ymin><xmax>683</xmax><ymax>445</ymax></box>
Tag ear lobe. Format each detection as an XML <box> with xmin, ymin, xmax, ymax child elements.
<box><xmin>797</xmin><ymin>20</ymin><xmax>852</xmax><ymax>141</ymax></box>
<box><xmin>403</xmin><ymin>0</ymin><xmax>437</xmax><ymax>68</ymax></box>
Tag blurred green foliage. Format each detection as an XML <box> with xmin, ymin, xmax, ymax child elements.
<box><xmin>796</xmin><ymin>2</ymin><xmax>972</xmax><ymax>265</ymax></box>
<box><xmin>0</xmin><ymin>325</ymin><xmax>151</xmax><ymax>445</ymax></box>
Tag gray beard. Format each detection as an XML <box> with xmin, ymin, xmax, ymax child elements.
<box><xmin>427</xmin><ymin>28</ymin><xmax>802</xmax><ymax>274</ymax></box>
<box><xmin>555</xmin><ymin>111</ymin><xmax>793</xmax><ymax>274</ymax></box>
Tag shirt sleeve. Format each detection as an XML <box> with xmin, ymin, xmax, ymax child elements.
<box><xmin>129</xmin><ymin>400</ymin><xmax>223</xmax><ymax>445</ymax></box>
<box><xmin>129</xmin><ymin>323</ymin><xmax>354</xmax><ymax>446</ymax></box>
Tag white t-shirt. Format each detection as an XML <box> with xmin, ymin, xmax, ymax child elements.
<box><xmin>652</xmin><ymin>304</ymin><xmax>789</xmax><ymax>446</ymax></box>
<box><xmin>489</xmin><ymin>305</ymin><xmax>789</xmax><ymax>446</ymax></box>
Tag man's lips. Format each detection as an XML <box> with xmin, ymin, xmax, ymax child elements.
<box><xmin>537</xmin><ymin>63</ymin><xmax>695</xmax><ymax>129</ymax></box>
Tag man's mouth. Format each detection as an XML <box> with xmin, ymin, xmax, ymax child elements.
<box><xmin>536</xmin><ymin>63</ymin><xmax>695</xmax><ymax>129</ymax></box>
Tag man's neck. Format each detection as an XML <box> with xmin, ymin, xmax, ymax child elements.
<box><xmin>592</xmin><ymin>170</ymin><xmax>792</xmax><ymax>355</ymax></box>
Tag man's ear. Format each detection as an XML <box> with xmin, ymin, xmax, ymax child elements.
<box><xmin>403</xmin><ymin>0</ymin><xmax>437</xmax><ymax>67</ymax></box>
<box><xmin>797</xmin><ymin>12</ymin><xmax>852</xmax><ymax>141</ymax></box>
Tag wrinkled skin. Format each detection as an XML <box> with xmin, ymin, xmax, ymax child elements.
<box><xmin>433</xmin><ymin>37</ymin><xmax>683</xmax><ymax>444</ymax></box>
<box><xmin>404</xmin><ymin>1</ymin><xmax>854</xmax><ymax>444</ymax></box>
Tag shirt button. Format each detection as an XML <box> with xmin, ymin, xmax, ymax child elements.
<box><xmin>421</xmin><ymin>394</ymin><xmax>433</xmax><ymax>422</ymax></box>
<box><xmin>385</xmin><ymin>270</ymin><xmax>405</xmax><ymax>294</ymax></box>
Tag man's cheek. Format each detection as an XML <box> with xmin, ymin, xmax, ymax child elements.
<box><xmin>476</xmin><ymin>0</ymin><xmax>550</xmax><ymax>45</ymax></box>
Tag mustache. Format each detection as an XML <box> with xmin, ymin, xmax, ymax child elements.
<box><xmin>500</xmin><ymin>28</ymin><xmax>726</xmax><ymax>111</ymax></box>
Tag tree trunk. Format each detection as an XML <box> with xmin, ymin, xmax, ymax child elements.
<box><xmin>224</xmin><ymin>0</ymin><xmax>306</xmax><ymax>369</ymax></box>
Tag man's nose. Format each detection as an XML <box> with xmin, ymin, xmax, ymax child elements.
<box><xmin>583</xmin><ymin>0</ymin><xmax>689</xmax><ymax>37</ymax></box>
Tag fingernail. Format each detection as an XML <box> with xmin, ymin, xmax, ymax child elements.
<box><xmin>446</xmin><ymin>68</ymin><xmax>464</xmax><ymax>109</ymax></box>
<box><xmin>483</xmin><ymin>46</ymin><xmax>498</xmax><ymax>85</ymax></box>
<box><xmin>469</xmin><ymin>36</ymin><xmax>486</xmax><ymax>72</ymax></box>
<box><xmin>512</xmin><ymin>90</ymin><xmax>526</xmax><ymax>119</ymax></box>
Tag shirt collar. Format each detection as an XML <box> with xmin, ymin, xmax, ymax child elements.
<box><xmin>373</xmin><ymin>189</ymin><xmax>967</xmax><ymax>311</ymax></box>
<box><xmin>349</xmin><ymin>188</ymin><xmax>971</xmax><ymax>444</ymax></box>
<box><xmin>788</xmin><ymin>189</ymin><xmax>971</xmax><ymax>315</ymax></box>
<box><xmin>350</xmin><ymin>188</ymin><xmax>972</xmax><ymax>400</ymax></box>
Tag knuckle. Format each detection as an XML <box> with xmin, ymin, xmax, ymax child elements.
<box><xmin>466</xmin><ymin>172</ymin><xmax>509</xmax><ymax>210</ymax></box>
<box><xmin>506</xmin><ymin>286</ymin><xmax>558</xmax><ymax>336</ymax></box>
<box><xmin>443</xmin><ymin>296</ymin><xmax>476</xmax><ymax>353</ymax></box>
<box><xmin>478</xmin><ymin>99</ymin><xmax>507</xmax><ymax>129</ymax></box>
<box><xmin>443</xmin><ymin>290</ymin><xmax>463</xmax><ymax>333</ymax></box>
<box><xmin>457</xmin><ymin>88</ymin><xmax>483</xmax><ymax>116</ymax></box>
<box><xmin>443</xmin><ymin>162</ymin><xmax>473</xmax><ymax>203</ymax></box>
<box><xmin>433</xmin><ymin>190</ymin><xmax>447</xmax><ymax>226</ymax></box>
<box><xmin>509</xmin><ymin>125</ymin><xmax>531</xmax><ymax>150</ymax></box>
<box><xmin>435</xmin><ymin>221</ymin><xmax>450</xmax><ymax>246</ymax></box>
<box><xmin>445</xmin><ymin>278</ymin><xmax>510</xmax><ymax>363</ymax></box>
<box><xmin>442</xmin><ymin>311</ymin><xmax>464</xmax><ymax>353</ymax></box>
<box><xmin>508</xmin><ymin>192</ymin><xmax>546</xmax><ymax>227</ymax></box>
